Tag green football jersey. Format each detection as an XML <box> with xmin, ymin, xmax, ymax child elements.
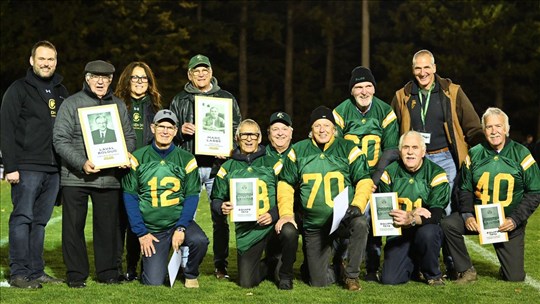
<box><xmin>122</xmin><ymin>145</ymin><xmax>200</xmax><ymax>233</ymax></box>
<box><xmin>279</xmin><ymin>136</ymin><xmax>371</xmax><ymax>230</ymax></box>
<box><xmin>211</xmin><ymin>151</ymin><xmax>278</xmax><ymax>254</ymax></box>
<box><xmin>460</xmin><ymin>140</ymin><xmax>540</xmax><ymax>216</ymax></box>
<box><xmin>333</xmin><ymin>97</ymin><xmax>399</xmax><ymax>172</ymax></box>
<box><xmin>379</xmin><ymin>158</ymin><xmax>450</xmax><ymax>211</ymax></box>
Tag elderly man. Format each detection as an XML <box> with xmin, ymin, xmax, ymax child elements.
<box><xmin>169</xmin><ymin>54</ymin><xmax>242</xmax><ymax>279</ymax></box>
<box><xmin>379</xmin><ymin>131</ymin><xmax>450</xmax><ymax>286</ymax></box>
<box><xmin>122</xmin><ymin>110</ymin><xmax>209</xmax><ymax>287</ymax></box>
<box><xmin>333</xmin><ymin>66</ymin><xmax>399</xmax><ymax>280</ymax></box>
<box><xmin>441</xmin><ymin>107</ymin><xmax>540</xmax><ymax>283</ymax></box>
<box><xmin>266</xmin><ymin>111</ymin><xmax>294</xmax><ymax>160</ymax></box>
<box><xmin>211</xmin><ymin>119</ymin><xmax>298</xmax><ymax>289</ymax></box>
<box><xmin>276</xmin><ymin>106</ymin><xmax>373</xmax><ymax>291</ymax></box>
<box><xmin>53</xmin><ymin>60</ymin><xmax>136</xmax><ymax>288</ymax></box>
<box><xmin>1</xmin><ymin>40</ymin><xmax>68</xmax><ymax>288</ymax></box>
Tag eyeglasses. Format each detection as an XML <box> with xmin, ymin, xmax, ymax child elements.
<box><xmin>130</xmin><ymin>75</ymin><xmax>148</xmax><ymax>83</ymax></box>
<box><xmin>87</xmin><ymin>74</ymin><xmax>111</xmax><ymax>83</ymax></box>
<box><xmin>155</xmin><ymin>124</ymin><xmax>177</xmax><ymax>132</ymax></box>
<box><xmin>191</xmin><ymin>68</ymin><xmax>210</xmax><ymax>76</ymax></box>
<box><xmin>239</xmin><ymin>133</ymin><xmax>260</xmax><ymax>140</ymax></box>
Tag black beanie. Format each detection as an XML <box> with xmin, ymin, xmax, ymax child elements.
<box><xmin>349</xmin><ymin>66</ymin><xmax>376</xmax><ymax>91</ymax></box>
<box><xmin>310</xmin><ymin>106</ymin><xmax>336</xmax><ymax>126</ymax></box>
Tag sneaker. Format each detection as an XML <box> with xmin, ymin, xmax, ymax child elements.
<box><xmin>67</xmin><ymin>281</ymin><xmax>86</xmax><ymax>288</ymax></box>
<box><xmin>278</xmin><ymin>279</ymin><xmax>293</xmax><ymax>290</ymax></box>
<box><xmin>124</xmin><ymin>271</ymin><xmax>139</xmax><ymax>282</ymax></box>
<box><xmin>456</xmin><ymin>266</ymin><xmax>477</xmax><ymax>284</ymax></box>
<box><xmin>10</xmin><ymin>276</ymin><xmax>42</xmax><ymax>289</ymax></box>
<box><xmin>35</xmin><ymin>273</ymin><xmax>63</xmax><ymax>284</ymax></box>
<box><xmin>344</xmin><ymin>277</ymin><xmax>361</xmax><ymax>291</ymax></box>
<box><xmin>185</xmin><ymin>278</ymin><xmax>199</xmax><ymax>288</ymax></box>
<box><xmin>427</xmin><ymin>277</ymin><xmax>445</xmax><ymax>286</ymax></box>
<box><xmin>214</xmin><ymin>268</ymin><xmax>230</xmax><ymax>280</ymax></box>
<box><xmin>364</xmin><ymin>272</ymin><xmax>380</xmax><ymax>282</ymax></box>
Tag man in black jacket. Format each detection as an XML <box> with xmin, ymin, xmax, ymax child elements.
<box><xmin>1</xmin><ymin>40</ymin><xmax>68</xmax><ymax>289</ymax></box>
<box><xmin>170</xmin><ymin>54</ymin><xmax>242</xmax><ymax>279</ymax></box>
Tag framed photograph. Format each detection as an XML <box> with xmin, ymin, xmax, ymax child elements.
<box><xmin>194</xmin><ymin>96</ymin><xmax>233</xmax><ymax>157</ymax></box>
<box><xmin>370</xmin><ymin>192</ymin><xmax>401</xmax><ymax>236</ymax></box>
<box><xmin>475</xmin><ymin>203</ymin><xmax>508</xmax><ymax>245</ymax></box>
<box><xmin>78</xmin><ymin>104</ymin><xmax>130</xmax><ymax>169</ymax></box>
<box><xmin>230</xmin><ymin>178</ymin><xmax>258</xmax><ymax>222</ymax></box>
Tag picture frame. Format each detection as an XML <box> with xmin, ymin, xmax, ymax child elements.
<box><xmin>78</xmin><ymin>104</ymin><xmax>130</xmax><ymax>169</ymax></box>
<box><xmin>194</xmin><ymin>96</ymin><xmax>233</xmax><ymax>157</ymax></box>
<box><xmin>370</xmin><ymin>192</ymin><xmax>401</xmax><ymax>236</ymax></box>
<box><xmin>230</xmin><ymin>178</ymin><xmax>258</xmax><ymax>222</ymax></box>
<box><xmin>475</xmin><ymin>203</ymin><xmax>508</xmax><ymax>245</ymax></box>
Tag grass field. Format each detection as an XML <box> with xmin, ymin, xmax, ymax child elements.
<box><xmin>1</xmin><ymin>180</ymin><xmax>539</xmax><ymax>303</ymax></box>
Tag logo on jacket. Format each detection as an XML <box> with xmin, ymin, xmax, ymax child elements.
<box><xmin>49</xmin><ymin>99</ymin><xmax>56</xmax><ymax>110</ymax></box>
<box><xmin>411</xmin><ymin>99</ymin><xmax>417</xmax><ymax>110</ymax></box>
<box><xmin>133</xmin><ymin>113</ymin><xmax>141</xmax><ymax>122</ymax></box>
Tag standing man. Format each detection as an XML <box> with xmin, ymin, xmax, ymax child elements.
<box><xmin>169</xmin><ymin>54</ymin><xmax>242</xmax><ymax>279</ymax></box>
<box><xmin>53</xmin><ymin>60</ymin><xmax>136</xmax><ymax>288</ymax></box>
<box><xmin>1</xmin><ymin>40</ymin><xmax>68</xmax><ymax>289</ymax></box>
<box><xmin>379</xmin><ymin>131</ymin><xmax>450</xmax><ymax>286</ymax></box>
<box><xmin>211</xmin><ymin>119</ymin><xmax>298</xmax><ymax>289</ymax></box>
<box><xmin>442</xmin><ymin>108</ymin><xmax>540</xmax><ymax>283</ymax></box>
<box><xmin>276</xmin><ymin>106</ymin><xmax>373</xmax><ymax>291</ymax></box>
<box><xmin>391</xmin><ymin>49</ymin><xmax>483</xmax><ymax>275</ymax></box>
<box><xmin>333</xmin><ymin>66</ymin><xmax>399</xmax><ymax>280</ymax></box>
<box><xmin>122</xmin><ymin>110</ymin><xmax>209</xmax><ymax>287</ymax></box>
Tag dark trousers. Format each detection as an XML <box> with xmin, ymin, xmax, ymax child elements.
<box><xmin>441</xmin><ymin>212</ymin><xmax>526</xmax><ymax>281</ymax></box>
<box><xmin>211</xmin><ymin>207</ymin><xmax>229</xmax><ymax>270</ymax></box>
<box><xmin>237</xmin><ymin>223</ymin><xmax>298</xmax><ymax>288</ymax></box>
<box><xmin>118</xmin><ymin>199</ymin><xmax>141</xmax><ymax>274</ymax></box>
<box><xmin>9</xmin><ymin>171</ymin><xmax>59</xmax><ymax>280</ymax></box>
<box><xmin>141</xmin><ymin>223</ymin><xmax>209</xmax><ymax>286</ymax></box>
<box><xmin>380</xmin><ymin>224</ymin><xmax>443</xmax><ymax>284</ymax></box>
<box><xmin>304</xmin><ymin>216</ymin><xmax>368</xmax><ymax>287</ymax></box>
<box><xmin>62</xmin><ymin>186</ymin><xmax>120</xmax><ymax>283</ymax></box>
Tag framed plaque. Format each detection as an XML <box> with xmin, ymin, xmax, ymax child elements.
<box><xmin>230</xmin><ymin>178</ymin><xmax>258</xmax><ymax>222</ymax></box>
<box><xmin>475</xmin><ymin>203</ymin><xmax>508</xmax><ymax>245</ymax></box>
<box><xmin>194</xmin><ymin>96</ymin><xmax>233</xmax><ymax>157</ymax></box>
<box><xmin>78</xmin><ymin>104</ymin><xmax>130</xmax><ymax>169</ymax></box>
<box><xmin>370</xmin><ymin>192</ymin><xmax>401</xmax><ymax>236</ymax></box>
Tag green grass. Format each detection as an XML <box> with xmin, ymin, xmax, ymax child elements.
<box><xmin>1</xmin><ymin>180</ymin><xmax>539</xmax><ymax>303</ymax></box>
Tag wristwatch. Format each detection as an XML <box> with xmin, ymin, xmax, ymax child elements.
<box><xmin>176</xmin><ymin>226</ymin><xmax>186</xmax><ymax>233</ymax></box>
<box><xmin>410</xmin><ymin>216</ymin><xmax>417</xmax><ymax>227</ymax></box>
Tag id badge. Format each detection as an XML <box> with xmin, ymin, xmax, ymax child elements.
<box><xmin>419</xmin><ymin>132</ymin><xmax>431</xmax><ymax>144</ymax></box>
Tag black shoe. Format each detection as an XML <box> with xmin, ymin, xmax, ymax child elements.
<box><xmin>67</xmin><ymin>281</ymin><xmax>86</xmax><ymax>288</ymax></box>
<box><xmin>125</xmin><ymin>271</ymin><xmax>139</xmax><ymax>282</ymax></box>
<box><xmin>364</xmin><ymin>272</ymin><xmax>380</xmax><ymax>282</ymax></box>
<box><xmin>214</xmin><ymin>268</ymin><xmax>230</xmax><ymax>280</ymax></box>
<box><xmin>35</xmin><ymin>273</ymin><xmax>64</xmax><ymax>284</ymax></box>
<box><xmin>10</xmin><ymin>276</ymin><xmax>42</xmax><ymax>289</ymax></box>
<box><xmin>278</xmin><ymin>279</ymin><xmax>293</xmax><ymax>290</ymax></box>
<box><xmin>98</xmin><ymin>277</ymin><xmax>120</xmax><ymax>285</ymax></box>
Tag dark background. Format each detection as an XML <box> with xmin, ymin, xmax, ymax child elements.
<box><xmin>1</xmin><ymin>0</ymin><xmax>539</xmax><ymax>145</ymax></box>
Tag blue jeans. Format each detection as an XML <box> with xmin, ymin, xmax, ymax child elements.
<box><xmin>425</xmin><ymin>151</ymin><xmax>456</xmax><ymax>215</ymax></box>
<box><xmin>141</xmin><ymin>223</ymin><xmax>209</xmax><ymax>286</ymax></box>
<box><xmin>9</xmin><ymin>170</ymin><xmax>59</xmax><ymax>279</ymax></box>
<box><xmin>198</xmin><ymin>167</ymin><xmax>214</xmax><ymax>202</ymax></box>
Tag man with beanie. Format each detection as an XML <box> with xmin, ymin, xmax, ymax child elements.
<box><xmin>1</xmin><ymin>40</ymin><xmax>68</xmax><ymax>288</ymax></box>
<box><xmin>391</xmin><ymin>50</ymin><xmax>483</xmax><ymax>278</ymax></box>
<box><xmin>333</xmin><ymin>66</ymin><xmax>400</xmax><ymax>280</ymax></box>
<box><xmin>169</xmin><ymin>54</ymin><xmax>242</xmax><ymax>280</ymax></box>
<box><xmin>122</xmin><ymin>110</ymin><xmax>209</xmax><ymax>287</ymax></box>
<box><xmin>53</xmin><ymin>60</ymin><xmax>136</xmax><ymax>288</ymax></box>
<box><xmin>276</xmin><ymin>106</ymin><xmax>373</xmax><ymax>291</ymax></box>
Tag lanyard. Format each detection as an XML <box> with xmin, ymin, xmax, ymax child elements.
<box><xmin>418</xmin><ymin>84</ymin><xmax>434</xmax><ymax>127</ymax></box>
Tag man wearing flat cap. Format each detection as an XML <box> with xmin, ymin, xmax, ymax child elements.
<box><xmin>122</xmin><ymin>109</ymin><xmax>209</xmax><ymax>288</ymax></box>
<box><xmin>276</xmin><ymin>106</ymin><xmax>373</xmax><ymax>291</ymax></box>
<box><xmin>333</xmin><ymin>66</ymin><xmax>400</xmax><ymax>281</ymax></box>
<box><xmin>170</xmin><ymin>54</ymin><xmax>242</xmax><ymax>279</ymax></box>
<box><xmin>53</xmin><ymin>60</ymin><xmax>136</xmax><ymax>288</ymax></box>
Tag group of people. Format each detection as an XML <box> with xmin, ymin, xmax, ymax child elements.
<box><xmin>2</xmin><ymin>40</ymin><xmax>539</xmax><ymax>291</ymax></box>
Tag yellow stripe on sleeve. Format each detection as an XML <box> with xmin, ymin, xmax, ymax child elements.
<box><xmin>430</xmin><ymin>172</ymin><xmax>449</xmax><ymax>187</ymax></box>
<box><xmin>287</xmin><ymin>149</ymin><xmax>296</xmax><ymax>162</ymax></box>
<box><xmin>380</xmin><ymin>171</ymin><xmax>390</xmax><ymax>185</ymax></box>
<box><xmin>185</xmin><ymin>158</ymin><xmax>198</xmax><ymax>174</ymax></box>
<box><xmin>333</xmin><ymin>110</ymin><xmax>345</xmax><ymax>129</ymax></box>
<box><xmin>348</xmin><ymin>146</ymin><xmax>363</xmax><ymax>164</ymax></box>
<box><xmin>216</xmin><ymin>166</ymin><xmax>227</xmax><ymax>179</ymax></box>
<box><xmin>273</xmin><ymin>160</ymin><xmax>283</xmax><ymax>175</ymax></box>
<box><xmin>521</xmin><ymin>154</ymin><xmax>536</xmax><ymax>171</ymax></box>
<box><xmin>464</xmin><ymin>155</ymin><xmax>471</xmax><ymax>169</ymax></box>
<box><xmin>277</xmin><ymin>181</ymin><xmax>295</xmax><ymax>217</ymax></box>
<box><xmin>129</xmin><ymin>156</ymin><xmax>139</xmax><ymax>170</ymax></box>
<box><xmin>382</xmin><ymin>111</ymin><xmax>397</xmax><ymax>129</ymax></box>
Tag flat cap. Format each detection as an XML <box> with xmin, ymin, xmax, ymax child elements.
<box><xmin>84</xmin><ymin>60</ymin><xmax>115</xmax><ymax>75</ymax></box>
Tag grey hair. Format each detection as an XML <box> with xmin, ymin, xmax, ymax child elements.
<box><xmin>398</xmin><ymin>130</ymin><xmax>426</xmax><ymax>151</ymax></box>
<box><xmin>235</xmin><ymin>119</ymin><xmax>261</xmax><ymax>138</ymax></box>
<box><xmin>412</xmin><ymin>49</ymin><xmax>435</xmax><ymax>67</ymax></box>
<box><xmin>481</xmin><ymin>107</ymin><xmax>510</xmax><ymax>136</ymax></box>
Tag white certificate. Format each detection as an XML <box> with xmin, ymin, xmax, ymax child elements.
<box><xmin>370</xmin><ymin>192</ymin><xmax>401</xmax><ymax>236</ymax></box>
<box><xmin>194</xmin><ymin>96</ymin><xmax>233</xmax><ymax>157</ymax></box>
<box><xmin>475</xmin><ymin>203</ymin><xmax>508</xmax><ymax>245</ymax></box>
<box><xmin>330</xmin><ymin>187</ymin><xmax>349</xmax><ymax>235</ymax></box>
<box><xmin>167</xmin><ymin>250</ymin><xmax>182</xmax><ymax>287</ymax></box>
<box><xmin>230</xmin><ymin>178</ymin><xmax>258</xmax><ymax>222</ymax></box>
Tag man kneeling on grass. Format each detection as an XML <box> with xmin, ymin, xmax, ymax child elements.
<box><xmin>122</xmin><ymin>110</ymin><xmax>209</xmax><ymax>287</ymax></box>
